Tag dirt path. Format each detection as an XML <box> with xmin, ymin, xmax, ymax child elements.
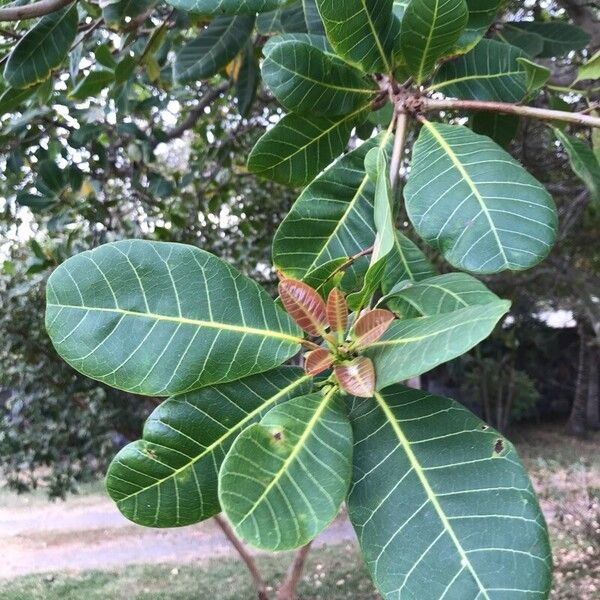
<box><xmin>1</xmin><ymin>494</ymin><xmax>355</xmax><ymax>578</ymax></box>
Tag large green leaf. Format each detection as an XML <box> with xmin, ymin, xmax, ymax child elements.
<box><xmin>555</xmin><ymin>128</ymin><xmax>600</xmax><ymax>203</ymax></box>
<box><xmin>347</xmin><ymin>386</ymin><xmax>552</xmax><ymax>600</ymax></box>
<box><xmin>272</xmin><ymin>133</ymin><xmax>392</xmax><ymax>284</ymax></box>
<box><xmin>167</xmin><ymin>0</ymin><xmax>288</xmax><ymax>14</ymax></box>
<box><xmin>219</xmin><ymin>389</ymin><xmax>352</xmax><ymax>550</ymax></box>
<box><xmin>4</xmin><ymin>6</ymin><xmax>78</xmax><ymax>89</ymax></box>
<box><xmin>453</xmin><ymin>0</ymin><xmax>501</xmax><ymax>55</ymax></box>
<box><xmin>363</xmin><ymin>301</ymin><xmax>509</xmax><ymax>389</ymax></box>
<box><xmin>261</xmin><ymin>38</ymin><xmax>376</xmax><ymax>116</ymax></box>
<box><xmin>174</xmin><ymin>15</ymin><xmax>255</xmax><ymax>83</ymax></box>
<box><xmin>302</xmin><ymin>0</ymin><xmax>325</xmax><ymax>35</ymax></box>
<box><xmin>400</xmin><ymin>0</ymin><xmax>468</xmax><ymax>84</ymax></box>
<box><xmin>405</xmin><ymin>121</ymin><xmax>557</xmax><ymax>273</ymax></box>
<box><xmin>316</xmin><ymin>0</ymin><xmax>399</xmax><ymax>73</ymax></box>
<box><xmin>508</xmin><ymin>21</ymin><xmax>590</xmax><ymax>58</ymax></box>
<box><xmin>45</xmin><ymin>241</ymin><xmax>302</xmax><ymax>396</ymax></box>
<box><xmin>432</xmin><ymin>39</ymin><xmax>527</xmax><ymax>102</ymax></box>
<box><xmin>496</xmin><ymin>24</ymin><xmax>544</xmax><ymax>57</ymax></box>
<box><xmin>247</xmin><ymin>109</ymin><xmax>365</xmax><ymax>186</ymax></box>
<box><xmin>382</xmin><ymin>272</ymin><xmax>501</xmax><ymax>318</ymax></box>
<box><xmin>106</xmin><ymin>367</ymin><xmax>311</xmax><ymax>528</ymax></box>
<box><xmin>381</xmin><ymin>231</ymin><xmax>437</xmax><ymax>294</ymax></box>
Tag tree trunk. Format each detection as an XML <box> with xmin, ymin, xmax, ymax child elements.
<box><xmin>567</xmin><ymin>324</ymin><xmax>590</xmax><ymax>436</ymax></box>
<box><xmin>586</xmin><ymin>345</ymin><xmax>600</xmax><ymax>430</ymax></box>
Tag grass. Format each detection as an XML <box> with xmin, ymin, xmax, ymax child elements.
<box><xmin>0</xmin><ymin>545</ymin><xmax>379</xmax><ymax>600</ymax></box>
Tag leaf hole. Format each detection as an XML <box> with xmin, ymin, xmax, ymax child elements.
<box><xmin>493</xmin><ymin>438</ymin><xmax>505</xmax><ymax>455</ymax></box>
<box><xmin>480</xmin><ymin>424</ymin><xmax>489</xmax><ymax>431</ymax></box>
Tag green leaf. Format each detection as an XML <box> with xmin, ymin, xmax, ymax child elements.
<box><xmin>248</xmin><ymin>109</ymin><xmax>365</xmax><ymax>186</ymax></box>
<box><xmin>45</xmin><ymin>240</ymin><xmax>302</xmax><ymax>396</ymax></box>
<box><xmin>363</xmin><ymin>300</ymin><xmax>509</xmax><ymax>389</ymax></box>
<box><xmin>303</xmin><ymin>0</ymin><xmax>325</xmax><ymax>35</ymax></box>
<box><xmin>103</xmin><ymin>0</ymin><xmax>156</xmax><ymax>25</ymax></box>
<box><xmin>554</xmin><ymin>128</ymin><xmax>600</xmax><ymax>203</ymax></box>
<box><xmin>405</xmin><ymin>121</ymin><xmax>557</xmax><ymax>273</ymax></box>
<box><xmin>516</xmin><ymin>57</ymin><xmax>550</xmax><ymax>94</ymax></box>
<box><xmin>400</xmin><ymin>0</ymin><xmax>468</xmax><ymax>84</ymax></box>
<box><xmin>432</xmin><ymin>39</ymin><xmax>528</xmax><ymax>102</ymax></box>
<box><xmin>575</xmin><ymin>49</ymin><xmax>600</xmax><ymax>83</ymax></box>
<box><xmin>347</xmin><ymin>385</ymin><xmax>552</xmax><ymax>600</ymax></box>
<box><xmin>273</xmin><ymin>132</ymin><xmax>392</xmax><ymax>285</ymax></box>
<box><xmin>382</xmin><ymin>272</ymin><xmax>501</xmax><ymax>318</ymax></box>
<box><xmin>106</xmin><ymin>367</ymin><xmax>312</xmax><ymax>528</ymax></box>
<box><xmin>453</xmin><ymin>0</ymin><xmax>501</xmax><ymax>55</ymax></box>
<box><xmin>316</xmin><ymin>0</ymin><xmax>399</xmax><ymax>73</ymax></box>
<box><xmin>69</xmin><ymin>70</ymin><xmax>115</xmax><ymax>101</ymax></box>
<box><xmin>261</xmin><ymin>39</ymin><xmax>376</xmax><ymax>116</ymax></box>
<box><xmin>347</xmin><ymin>148</ymin><xmax>395</xmax><ymax>311</ymax></box>
<box><xmin>174</xmin><ymin>15</ymin><xmax>255</xmax><ymax>83</ymax></box>
<box><xmin>257</xmin><ymin>3</ymin><xmax>308</xmax><ymax>35</ymax></box>
<box><xmin>471</xmin><ymin>112</ymin><xmax>519</xmax><ymax>148</ymax></box>
<box><xmin>0</xmin><ymin>85</ymin><xmax>38</xmax><ymax>115</ymax></box>
<box><xmin>235</xmin><ymin>43</ymin><xmax>259</xmax><ymax>117</ymax></box>
<box><xmin>4</xmin><ymin>6</ymin><xmax>78</xmax><ymax>89</ymax></box>
<box><xmin>381</xmin><ymin>231</ymin><xmax>437</xmax><ymax>293</ymax></box>
<box><xmin>219</xmin><ymin>389</ymin><xmax>352</xmax><ymax>550</ymax></box>
<box><xmin>508</xmin><ymin>21</ymin><xmax>590</xmax><ymax>58</ymax></box>
<box><xmin>497</xmin><ymin>24</ymin><xmax>544</xmax><ymax>57</ymax></box>
<box><xmin>166</xmin><ymin>0</ymin><xmax>288</xmax><ymax>14</ymax></box>
<box><xmin>263</xmin><ymin>33</ymin><xmax>333</xmax><ymax>55</ymax></box>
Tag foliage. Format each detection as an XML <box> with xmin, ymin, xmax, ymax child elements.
<box><xmin>0</xmin><ymin>0</ymin><xmax>598</xmax><ymax>598</ymax></box>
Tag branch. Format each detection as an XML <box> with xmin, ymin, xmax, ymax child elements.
<box><xmin>389</xmin><ymin>111</ymin><xmax>408</xmax><ymax>191</ymax></box>
<box><xmin>0</xmin><ymin>0</ymin><xmax>75</xmax><ymax>21</ymax></box>
<box><xmin>422</xmin><ymin>98</ymin><xmax>600</xmax><ymax>128</ymax></box>
<box><xmin>152</xmin><ymin>81</ymin><xmax>232</xmax><ymax>148</ymax></box>
<box><xmin>276</xmin><ymin>542</ymin><xmax>312</xmax><ymax>600</ymax></box>
<box><xmin>213</xmin><ymin>514</ymin><xmax>270</xmax><ymax>600</ymax></box>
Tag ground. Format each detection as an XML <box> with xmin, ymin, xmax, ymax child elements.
<box><xmin>1</xmin><ymin>422</ymin><xmax>598</xmax><ymax>599</ymax></box>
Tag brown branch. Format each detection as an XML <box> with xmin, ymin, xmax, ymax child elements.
<box><xmin>214</xmin><ymin>514</ymin><xmax>270</xmax><ymax>600</ymax></box>
<box><xmin>152</xmin><ymin>81</ymin><xmax>232</xmax><ymax>148</ymax></box>
<box><xmin>276</xmin><ymin>542</ymin><xmax>313</xmax><ymax>600</ymax></box>
<box><xmin>0</xmin><ymin>0</ymin><xmax>75</xmax><ymax>21</ymax></box>
<box><xmin>422</xmin><ymin>98</ymin><xmax>600</xmax><ymax>128</ymax></box>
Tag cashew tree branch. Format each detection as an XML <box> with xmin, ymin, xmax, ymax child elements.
<box><xmin>0</xmin><ymin>0</ymin><xmax>75</xmax><ymax>21</ymax></box>
<box><xmin>421</xmin><ymin>97</ymin><xmax>600</xmax><ymax>128</ymax></box>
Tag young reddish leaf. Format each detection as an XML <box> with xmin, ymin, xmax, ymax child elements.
<box><xmin>327</xmin><ymin>288</ymin><xmax>348</xmax><ymax>335</ymax></box>
<box><xmin>304</xmin><ymin>348</ymin><xmax>335</xmax><ymax>376</ymax></box>
<box><xmin>279</xmin><ymin>278</ymin><xmax>328</xmax><ymax>336</ymax></box>
<box><xmin>335</xmin><ymin>357</ymin><xmax>375</xmax><ymax>398</ymax></box>
<box><xmin>352</xmin><ymin>309</ymin><xmax>395</xmax><ymax>348</ymax></box>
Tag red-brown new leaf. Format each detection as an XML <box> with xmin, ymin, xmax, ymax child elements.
<box><xmin>279</xmin><ymin>278</ymin><xmax>328</xmax><ymax>337</ymax></box>
<box><xmin>353</xmin><ymin>309</ymin><xmax>395</xmax><ymax>348</ymax></box>
<box><xmin>304</xmin><ymin>348</ymin><xmax>335</xmax><ymax>376</ymax></box>
<box><xmin>326</xmin><ymin>288</ymin><xmax>349</xmax><ymax>335</ymax></box>
<box><xmin>335</xmin><ymin>357</ymin><xmax>376</xmax><ymax>398</ymax></box>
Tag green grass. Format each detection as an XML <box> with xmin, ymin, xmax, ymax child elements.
<box><xmin>0</xmin><ymin>545</ymin><xmax>380</xmax><ymax>600</ymax></box>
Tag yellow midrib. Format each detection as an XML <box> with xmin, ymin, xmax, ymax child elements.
<box><xmin>113</xmin><ymin>375</ymin><xmax>312</xmax><ymax>506</ymax></box>
<box><xmin>47</xmin><ymin>303</ymin><xmax>302</xmax><ymax>344</ymax></box>
<box><xmin>235</xmin><ymin>387</ymin><xmax>337</xmax><ymax>527</ymax></box>
<box><xmin>374</xmin><ymin>392</ymin><xmax>492</xmax><ymax>600</ymax></box>
<box><xmin>422</xmin><ymin>120</ymin><xmax>509</xmax><ymax>266</ymax></box>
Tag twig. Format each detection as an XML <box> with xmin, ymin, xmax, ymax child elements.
<box><xmin>389</xmin><ymin>111</ymin><xmax>408</xmax><ymax>191</ymax></box>
<box><xmin>0</xmin><ymin>0</ymin><xmax>75</xmax><ymax>21</ymax></box>
<box><xmin>214</xmin><ymin>514</ymin><xmax>270</xmax><ymax>600</ymax></box>
<box><xmin>276</xmin><ymin>542</ymin><xmax>313</xmax><ymax>600</ymax></box>
<box><xmin>422</xmin><ymin>97</ymin><xmax>600</xmax><ymax>128</ymax></box>
<box><xmin>152</xmin><ymin>81</ymin><xmax>232</xmax><ymax>148</ymax></box>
